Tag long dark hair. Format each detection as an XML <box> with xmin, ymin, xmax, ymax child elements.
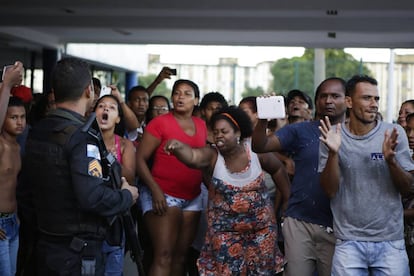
<box><xmin>93</xmin><ymin>94</ymin><xmax>125</xmax><ymax>136</ymax></box>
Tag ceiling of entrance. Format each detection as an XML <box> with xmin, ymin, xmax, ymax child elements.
<box><xmin>1</xmin><ymin>0</ymin><xmax>414</xmax><ymax>50</ymax></box>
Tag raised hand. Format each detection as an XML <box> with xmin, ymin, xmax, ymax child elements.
<box><xmin>3</xmin><ymin>61</ymin><xmax>24</xmax><ymax>87</ymax></box>
<box><xmin>319</xmin><ymin>116</ymin><xmax>342</xmax><ymax>153</ymax></box>
<box><xmin>383</xmin><ymin>127</ymin><xmax>399</xmax><ymax>162</ymax></box>
<box><xmin>160</xmin><ymin>67</ymin><xmax>175</xmax><ymax>79</ymax></box>
<box><xmin>108</xmin><ymin>85</ymin><xmax>124</xmax><ymax>103</ymax></box>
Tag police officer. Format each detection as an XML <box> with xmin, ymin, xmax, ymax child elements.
<box><xmin>23</xmin><ymin>57</ymin><xmax>138</xmax><ymax>275</ymax></box>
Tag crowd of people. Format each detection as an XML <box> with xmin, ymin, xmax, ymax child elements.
<box><xmin>1</xmin><ymin>57</ymin><xmax>414</xmax><ymax>276</ymax></box>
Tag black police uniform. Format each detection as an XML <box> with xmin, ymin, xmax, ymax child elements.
<box><xmin>24</xmin><ymin>108</ymin><xmax>133</xmax><ymax>275</ymax></box>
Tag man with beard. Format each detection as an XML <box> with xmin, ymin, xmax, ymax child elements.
<box><xmin>319</xmin><ymin>75</ymin><xmax>414</xmax><ymax>275</ymax></box>
<box><xmin>252</xmin><ymin>77</ymin><xmax>347</xmax><ymax>276</ymax></box>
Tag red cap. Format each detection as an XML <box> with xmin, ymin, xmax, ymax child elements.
<box><xmin>11</xmin><ymin>85</ymin><xmax>33</xmax><ymax>103</ymax></box>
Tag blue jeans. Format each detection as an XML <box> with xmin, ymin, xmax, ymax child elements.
<box><xmin>0</xmin><ymin>214</ymin><xmax>19</xmax><ymax>276</ymax></box>
<box><xmin>102</xmin><ymin>234</ymin><xmax>125</xmax><ymax>276</ymax></box>
<box><xmin>332</xmin><ymin>239</ymin><xmax>410</xmax><ymax>276</ymax></box>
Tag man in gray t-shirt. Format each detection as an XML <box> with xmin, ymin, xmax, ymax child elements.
<box><xmin>319</xmin><ymin>75</ymin><xmax>414</xmax><ymax>276</ymax></box>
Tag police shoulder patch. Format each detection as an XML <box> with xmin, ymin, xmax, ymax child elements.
<box><xmin>87</xmin><ymin>144</ymin><xmax>101</xmax><ymax>160</ymax></box>
<box><xmin>88</xmin><ymin>159</ymin><xmax>103</xmax><ymax>178</ymax></box>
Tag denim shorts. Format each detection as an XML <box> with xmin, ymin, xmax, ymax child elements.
<box><xmin>332</xmin><ymin>238</ymin><xmax>410</xmax><ymax>276</ymax></box>
<box><xmin>139</xmin><ymin>184</ymin><xmax>203</xmax><ymax>214</ymax></box>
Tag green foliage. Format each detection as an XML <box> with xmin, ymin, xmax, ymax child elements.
<box><xmin>138</xmin><ymin>74</ymin><xmax>170</xmax><ymax>97</ymax></box>
<box><xmin>137</xmin><ymin>74</ymin><xmax>155</xmax><ymax>88</ymax></box>
<box><xmin>241</xmin><ymin>86</ymin><xmax>265</xmax><ymax>98</ymax></box>
<box><xmin>271</xmin><ymin>49</ymin><xmax>372</xmax><ymax>98</ymax></box>
<box><xmin>324</xmin><ymin>49</ymin><xmax>370</xmax><ymax>79</ymax></box>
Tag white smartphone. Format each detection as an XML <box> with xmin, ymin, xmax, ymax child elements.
<box><xmin>1</xmin><ymin>65</ymin><xmax>13</xmax><ymax>81</ymax></box>
<box><xmin>256</xmin><ymin>96</ymin><xmax>286</xmax><ymax>119</ymax></box>
<box><xmin>100</xmin><ymin>86</ymin><xmax>112</xmax><ymax>96</ymax></box>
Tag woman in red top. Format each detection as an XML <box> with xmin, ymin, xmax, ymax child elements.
<box><xmin>136</xmin><ymin>79</ymin><xmax>207</xmax><ymax>276</ymax></box>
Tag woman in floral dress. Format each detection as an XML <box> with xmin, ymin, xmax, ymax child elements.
<box><xmin>165</xmin><ymin>106</ymin><xmax>289</xmax><ymax>275</ymax></box>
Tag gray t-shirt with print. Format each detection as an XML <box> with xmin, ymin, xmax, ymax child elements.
<box><xmin>319</xmin><ymin>121</ymin><xmax>414</xmax><ymax>241</ymax></box>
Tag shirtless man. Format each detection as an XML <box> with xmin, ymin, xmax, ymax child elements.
<box><xmin>0</xmin><ymin>61</ymin><xmax>24</xmax><ymax>276</ymax></box>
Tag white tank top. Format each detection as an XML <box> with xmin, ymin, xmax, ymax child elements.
<box><xmin>212</xmin><ymin>138</ymin><xmax>264</xmax><ymax>188</ymax></box>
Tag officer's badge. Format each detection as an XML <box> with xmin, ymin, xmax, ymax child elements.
<box><xmin>88</xmin><ymin>159</ymin><xmax>103</xmax><ymax>178</ymax></box>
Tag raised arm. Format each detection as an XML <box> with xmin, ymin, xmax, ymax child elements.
<box><xmin>147</xmin><ymin>67</ymin><xmax>175</xmax><ymax>96</ymax></box>
<box><xmin>164</xmin><ymin>139</ymin><xmax>216</xmax><ymax>169</ymax></box>
<box><xmin>109</xmin><ymin>85</ymin><xmax>139</xmax><ymax>132</ymax></box>
<box><xmin>319</xmin><ymin>116</ymin><xmax>341</xmax><ymax>198</ymax></box>
<box><xmin>383</xmin><ymin>127</ymin><xmax>414</xmax><ymax>196</ymax></box>
<box><xmin>0</xmin><ymin>61</ymin><xmax>24</xmax><ymax>129</ymax></box>
<box><xmin>251</xmin><ymin>119</ymin><xmax>282</xmax><ymax>153</ymax></box>
<box><xmin>259</xmin><ymin>152</ymin><xmax>290</xmax><ymax>213</ymax></box>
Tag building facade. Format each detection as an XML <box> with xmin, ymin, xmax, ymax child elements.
<box><xmin>148</xmin><ymin>53</ymin><xmax>414</xmax><ymax>122</ymax></box>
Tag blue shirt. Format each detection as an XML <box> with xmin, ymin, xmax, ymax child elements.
<box><xmin>276</xmin><ymin>120</ymin><xmax>332</xmax><ymax>227</ymax></box>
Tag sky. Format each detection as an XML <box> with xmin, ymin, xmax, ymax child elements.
<box><xmin>66</xmin><ymin>44</ymin><xmax>414</xmax><ymax>73</ymax></box>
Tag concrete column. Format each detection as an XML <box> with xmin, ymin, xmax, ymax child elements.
<box><xmin>386</xmin><ymin>49</ymin><xmax>395</xmax><ymax>123</ymax></box>
<box><xmin>125</xmin><ymin>71</ymin><xmax>138</xmax><ymax>101</ymax></box>
<box><xmin>314</xmin><ymin>48</ymin><xmax>326</xmax><ymax>97</ymax></box>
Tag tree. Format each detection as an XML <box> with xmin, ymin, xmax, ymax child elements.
<box><xmin>138</xmin><ymin>74</ymin><xmax>170</xmax><ymax>97</ymax></box>
<box><xmin>271</xmin><ymin>49</ymin><xmax>372</xmax><ymax>98</ymax></box>
<box><xmin>241</xmin><ymin>86</ymin><xmax>265</xmax><ymax>98</ymax></box>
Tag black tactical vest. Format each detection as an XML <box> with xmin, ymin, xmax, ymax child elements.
<box><xmin>25</xmin><ymin>110</ymin><xmax>107</xmax><ymax>238</ymax></box>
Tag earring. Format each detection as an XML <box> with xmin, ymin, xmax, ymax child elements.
<box><xmin>237</xmin><ymin>136</ymin><xmax>240</xmax><ymax>145</ymax></box>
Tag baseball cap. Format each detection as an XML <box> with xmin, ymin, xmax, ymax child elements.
<box><xmin>11</xmin><ymin>85</ymin><xmax>33</xmax><ymax>103</ymax></box>
<box><xmin>286</xmin><ymin>89</ymin><xmax>313</xmax><ymax>110</ymax></box>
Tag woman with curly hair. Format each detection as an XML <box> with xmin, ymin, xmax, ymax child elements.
<box><xmin>165</xmin><ymin>106</ymin><xmax>289</xmax><ymax>275</ymax></box>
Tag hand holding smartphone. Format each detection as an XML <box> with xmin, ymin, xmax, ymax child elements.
<box><xmin>1</xmin><ymin>65</ymin><xmax>14</xmax><ymax>81</ymax></box>
<box><xmin>169</xmin><ymin>68</ymin><xmax>177</xmax><ymax>75</ymax></box>
<box><xmin>100</xmin><ymin>86</ymin><xmax>112</xmax><ymax>96</ymax></box>
<box><xmin>256</xmin><ymin>96</ymin><xmax>286</xmax><ymax>119</ymax></box>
